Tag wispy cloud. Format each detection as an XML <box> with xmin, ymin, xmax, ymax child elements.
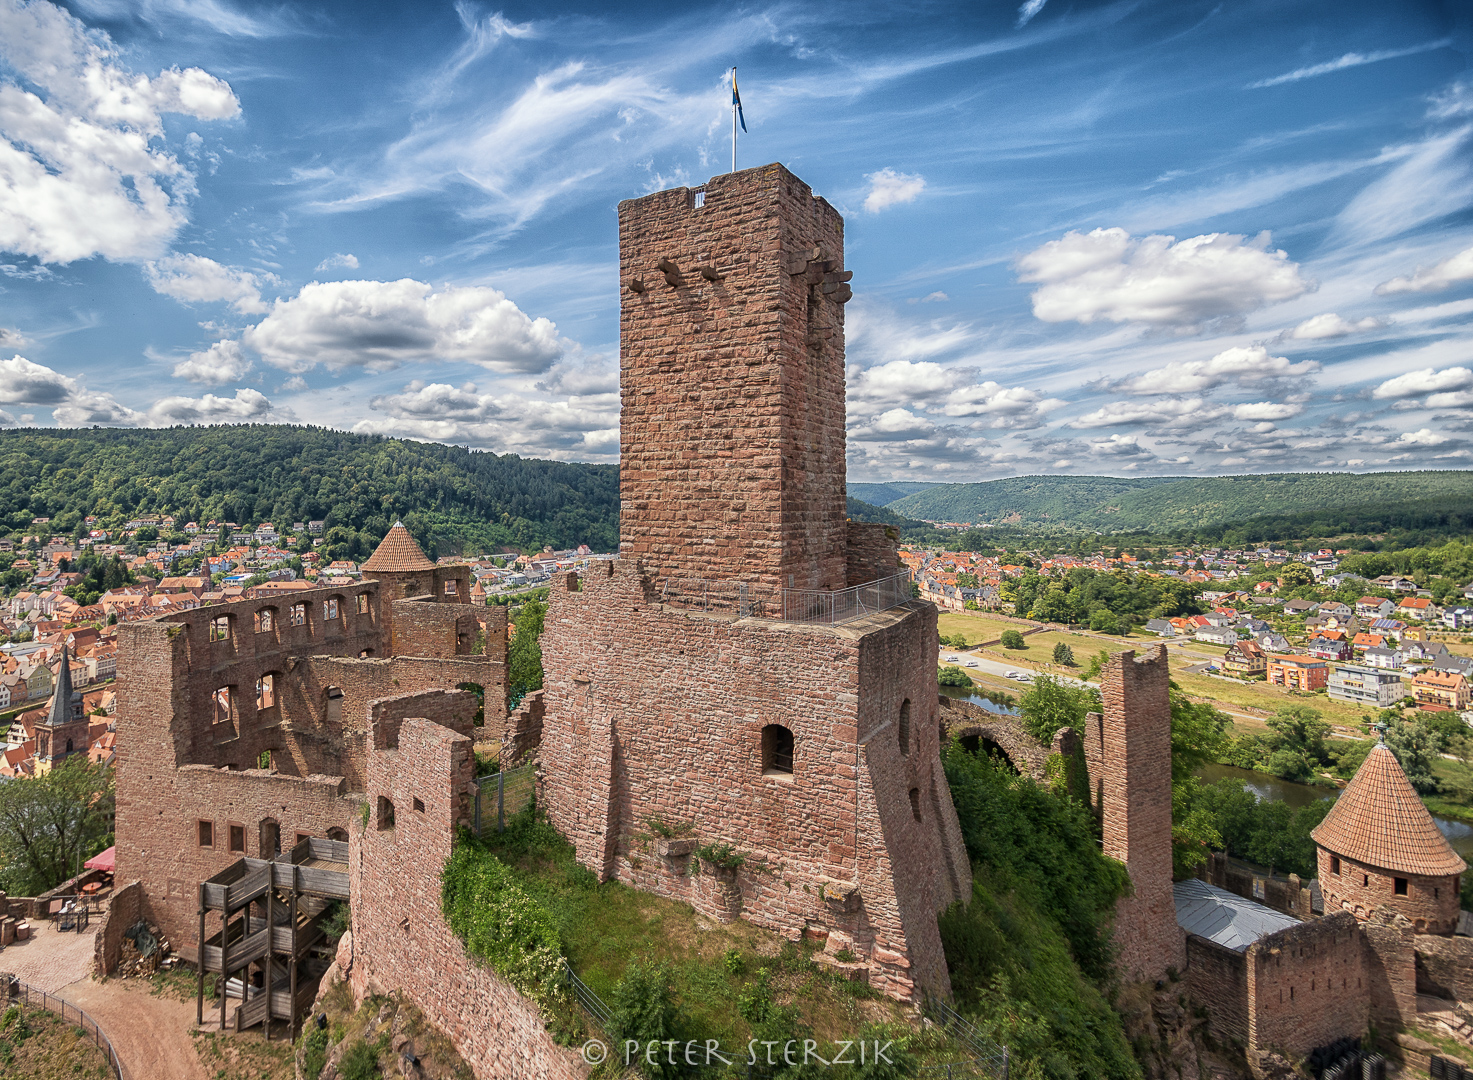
<box><xmin>1248</xmin><ymin>40</ymin><xmax>1451</xmax><ymax>90</ymax></box>
<box><xmin>1016</xmin><ymin>0</ymin><xmax>1047</xmax><ymax>29</ymax></box>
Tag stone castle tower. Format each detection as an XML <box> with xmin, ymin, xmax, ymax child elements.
<box><xmin>1088</xmin><ymin>645</ymin><xmax>1186</xmax><ymax>982</ymax></box>
<box><xmin>537</xmin><ymin>164</ymin><xmax>970</xmax><ymax>1001</ymax></box>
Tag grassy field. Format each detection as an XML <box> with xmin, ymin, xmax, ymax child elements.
<box><xmin>1163</xmin><ymin>651</ymin><xmax>1378</xmax><ymax>729</ymax></box>
<box><xmin>0</xmin><ymin>1002</ymin><xmax>112</xmax><ymax>1080</ymax></box>
<box><xmin>475</xmin><ymin>811</ymin><xmax>974</xmax><ymax>1068</ymax></box>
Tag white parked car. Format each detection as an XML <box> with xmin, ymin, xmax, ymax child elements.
<box><xmin>945</xmin><ymin>655</ymin><xmax>961</xmax><ymax>662</ymax></box>
<box><xmin>965</xmin><ymin>660</ymin><xmax>979</xmax><ymax>668</ymax></box>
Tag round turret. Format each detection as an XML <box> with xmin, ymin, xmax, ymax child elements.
<box><xmin>1312</xmin><ymin>744</ymin><xmax>1465</xmax><ymax>934</ymax></box>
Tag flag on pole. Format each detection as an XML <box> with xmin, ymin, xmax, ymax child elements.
<box><xmin>732</xmin><ymin>70</ymin><xmax>747</xmax><ymax>133</ymax></box>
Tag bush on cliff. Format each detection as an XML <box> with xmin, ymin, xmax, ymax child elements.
<box><xmin>441</xmin><ymin>833</ymin><xmax>567</xmax><ymax>1009</ymax></box>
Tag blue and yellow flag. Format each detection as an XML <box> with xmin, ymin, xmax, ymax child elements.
<box><xmin>732</xmin><ymin>70</ymin><xmax>747</xmax><ymax>133</ymax></box>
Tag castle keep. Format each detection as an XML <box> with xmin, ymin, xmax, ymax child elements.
<box><xmin>535</xmin><ymin>164</ymin><xmax>971</xmax><ymax>1002</ymax></box>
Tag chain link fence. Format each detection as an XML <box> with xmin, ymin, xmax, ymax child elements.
<box><xmin>472</xmin><ymin>763</ymin><xmax>536</xmax><ymax>835</ymax></box>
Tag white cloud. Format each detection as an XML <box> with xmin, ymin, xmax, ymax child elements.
<box><xmin>172</xmin><ymin>339</ymin><xmax>251</xmax><ymax>384</ymax></box>
<box><xmin>942</xmin><ymin>381</ymin><xmax>1064</xmax><ymax>427</ymax></box>
<box><xmin>1427</xmin><ymin>390</ymin><xmax>1473</xmax><ymax>409</ymax></box>
<box><xmin>849</xmin><ymin>359</ymin><xmax>957</xmax><ymax>405</ymax></box>
<box><xmin>0</xmin><ymin>327</ymin><xmax>28</xmax><ymax>348</ymax></box>
<box><xmin>1332</xmin><ymin>128</ymin><xmax>1473</xmax><ymax>246</ymax></box>
<box><xmin>0</xmin><ymin>0</ymin><xmax>239</xmax><ymax>264</ymax></box>
<box><xmin>1276</xmin><ymin>313</ymin><xmax>1383</xmax><ymax>340</ymax></box>
<box><xmin>1428</xmin><ymin>80</ymin><xmax>1473</xmax><ymax>121</ymax></box>
<box><xmin>52</xmin><ymin>389</ymin><xmax>143</xmax><ymax>427</ymax></box>
<box><xmin>1374</xmin><ymin>244</ymin><xmax>1473</xmax><ymax>295</ymax></box>
<box><xmin>1247</xmin><ymin>40</ymin><xmax>1450</xmax><ymax>89</ymax></box>
<box><xmin>1231</xmin><ymin>401</ymin><xmax>1303</xmax><ymax>421</ymax></box>
<box><xmin>368</xmin><ymin>381</ymin><xmax>499</xmax><ymax>422</ymax></box>
<box><xmin>314</xmin><ymin>252</ymin><xmax>359</xmax><ymax>272</ymax></box>
<box><xmin>1016</xmin><ymin>228</ymin><xmax>1311</xmax><ymax>329</ymax></box>
<box><xmin>1372</xmin><ymin>366</ymin><xmax>1473</xmax><ymax>400</ymax></box>
<box><xmin>1116</xmin><ymin>345</ymin><xmax>1320</xmax><ymax>395</ymax></box>
<box><xmin>144</xmin><ymin>253</ymin><xmax>266</xmax><ymax>313</ymax></box>
<box><xmin>149</xmin><ymin>387</ymin><xmax>272</xmax><ymax>424</ymax></box>
<box><xmin>241</xmin><ymin>278</ymin><xmax>564</xmax><ymax>374</ymax></box>
<box><xmin>1016</xmin><ymin>0</ymin><xmax>1046</xmax><ymax>28</ymax></box>
<box><xmin>1071</xmin><ymin>397</ymin><xmax>1222</xmax><ymax>429</ymax></box>
<box><xmin>0</xmin><ymin>353</ymin><xmax>76</xmax><ymax>403</ymax></box>
<box><xmin>862</xmin><ymin>168</ymin><xmax>925</xmax><ymax>213</ymax></box>
<box><xmin>1397</xmin><ymin>427</ymin><xmax>1448</xmax><ymax>446</ymax></box>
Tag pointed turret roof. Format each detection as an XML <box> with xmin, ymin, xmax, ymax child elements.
<box><xmin>46</xmin><ymin>642</ymin><xmax>76</xmax><ymax>728</ymax></box>
<box><xmin>1312</xmin><ymin>743</ymin><xmax>1466</xmax><ymax>877</ymax></box>
<box><xmin>361</xmin><ymin>522</ymin><xmax>435</xmax><ymax>573</ymax></box>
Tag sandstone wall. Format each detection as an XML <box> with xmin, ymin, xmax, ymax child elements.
<box><xmin>845</xmin><ymin>521</ymin><xmax>901</xmax><ymax>588</ymax></box>
<box><xmin>538</xmin><ymin>559</ymin><xmax>968</xmax><ymax>1001</ymax></box>
<box><xmin>1415</xmin><ymin>934</ymin><xmax>1473</xmax><ymax>1002</ymax></box>
<box><xmin>1362</xmin><ymin>908</ymin><xmax>1418</xmax><ymax>1030</ymax></box>
<box><xmin>1185</xmin><ymin>934</ymin><xmax>1249</xmax><ymax>1045</ymax></box>
<box><xmin>350</xmin><ymin>717</ymin><xmax>586</xmax><ymax>1080</ymax></box>
<box><xmin>94</xmin><ymin>880</ymin><xmax>145</xmax><ymax>977</ymax></box>
<box><xmin>1245</xmin><ymin>912</ymin><xmax>1365</xmax><ymax>1057</ymax></box>
<box><xmin>1098</xmin><ymin>647</ymin><xmax>1184</xmax><ymax>982</ymax></box>
<box><xmin>616</xmin><ymin>164</ymin><xmax>849</xmax><ymax>592</ymax></box>
<box><xmin>1317</xmin><ymin>847</ymin><xmax>1462</xmax><ymax>934</ymax></box>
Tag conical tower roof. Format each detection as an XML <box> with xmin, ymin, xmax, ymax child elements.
<box><xmin>1311</xmin><ymin>743</ymin><xmax>1466</xmax><ymax>877</ymax></box>
<box><xmin>361</xmin><ymin>522</ymin><xmax>435</xmax><ymax>573</ymax></box>
<box><xmin>46</xmin><ymin>642</ymin><xmax>75</xmax><ymax>728</ymax></box>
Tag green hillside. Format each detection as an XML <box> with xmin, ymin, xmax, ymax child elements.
<box><xmin>0</xmin><ymin>426</ymin><xmax>619</xmax><ymax>556</ymax></box>
<box><xmin>845</xmin><ymin>481</ymin><xmax>944</xmax><ymax>507</ymax></box>
<box><xmin>871</xmin><ymin>472</ymin><xmax>1473</xmax><ymax>534</ymax></box>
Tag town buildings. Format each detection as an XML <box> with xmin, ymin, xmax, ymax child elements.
<box><xmin>1268</xmin><ymin>653</ymin><xmax>1329</xmax><ymax>691</ymax></box>
<box><xmin>1327</xmin><ymin>663</ymin><xmax>1404</xmax><ymax>709</ymax></box>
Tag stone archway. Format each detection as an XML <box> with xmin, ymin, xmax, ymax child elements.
<box><xmin>938</xmin><ymin>695</ymin><xmax>1050</xmax><ymax>782</ymax></box>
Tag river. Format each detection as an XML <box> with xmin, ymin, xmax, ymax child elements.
<box><xmin>1197</xmin><ymin>762</ymin><xmax>1473</xmax><ymax>860</ymax></box>
<box><xmin>938</xmin><ymin>685</ymin><xmax>1473</xmax><ymax>861</ymax></box>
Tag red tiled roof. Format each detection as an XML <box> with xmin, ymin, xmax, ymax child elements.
<box><xmin>1311</xmin><ymin>744</ymin><xmax>1466</xmax><ymax>877</ymax></box>
<box><xmin>361</xmin><ymin>522</ymin><xmax>435</xmax><ymax>573</ymax></box>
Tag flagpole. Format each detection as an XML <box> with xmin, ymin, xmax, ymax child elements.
<box><xmin>731</xmin><ymin>67</ymin><xmax>737</xmax><ymax>173</ymax></box>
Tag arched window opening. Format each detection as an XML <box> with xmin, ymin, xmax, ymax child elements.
<box><xmin>359</xmin><ymin>649</ymin><xmax>373</xmax><ymax>658</ymax></box>
<box><xmin>958</xmin><ymin>733</ymin><xmax>1019</xmax><ymax>775</ymax></box>
<box><xmin>209</xmin><ymin>614</ymin><xmax>231</xmax><ymax>643</ymax></box>
<box><xmin>290</xmin><ymin>603</ymin><xmax>307</xmax><ymax>627</ymax></box>
<box><xmin>254</xmin><ymin>608</ymin><xmax>275</xmax><ymax>634</ymax></box>
<box><xmin>259</xmin><ymin>818</ymin><xmax>280</xmax><ymax>858</ymax></box>
<box><xmin>327</xmin><ymin>827</ymin><xmax>348</xmax><ymax>843</ymax></box>
<box><xmin>909</xmin><ymin>788</ymin><xmax>922</xmax><ymax>822</ymax></box>
<box><xmin>761</xmin><ymin>724</ymin><xmax>794</xmax><ymax>777</ymax></box>
<box><xmin>898</xmin><ymin>699</ymin><xmax>911</xmax><ymax>756</ymax></box>
<box><xmin>65</xmin><ymin>738</ymin><xmax>74</xmax><ymax>753</ymax></box>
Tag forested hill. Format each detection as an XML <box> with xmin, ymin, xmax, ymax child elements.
<box><xmin>0</xmin><ymin>426</ymin><xmax>619</xmax><ymax>557</ymax></box>
<box><xmin>848</xmin><ymin>472</ymin><xmax>1473</xmax><ymax>537</ymax></box>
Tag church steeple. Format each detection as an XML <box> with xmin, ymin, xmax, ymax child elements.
<box><xmin>37</xmin><ymin>642</ymin><xmax>87</xmax><ymax>771</ymax></box>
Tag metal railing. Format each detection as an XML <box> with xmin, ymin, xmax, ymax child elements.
<box><xmin>783</xmin><ymin>571</ymin><xmax>913</xmax><ymax>625</ymax></box>
<box><xmin>473</xmin><ymin>763</ymin><xmax>536</xmax><ymax>835</ymax></box>
<box><xmin>5</xmin><ymin>977</ymin><xmax>127</xmax><ymax>1080</ymax></box>
<box><xmin>660</xmin><ymin>571</ymin><xmax>914</xmax><ymax>626</ymax></box>
<box><xmin>921</xmin><ymin>996</ymin><xmax>1010</xmax><ymax>1080</ymax></box>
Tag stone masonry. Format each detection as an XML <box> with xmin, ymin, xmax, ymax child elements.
<box><xmin>537</xmin><ymin>164</ymin><xmax>969</xmax><ymax>1003</ymax></box>
<box><xmin>114</xmin><ymin>540</ymin><xmax>506</xmax><ymax>962</ymax></box>
<box><xmin>1098</xmin><ymin>646</ymin><xmax>1185</xmax><ymax>983</ymax></box>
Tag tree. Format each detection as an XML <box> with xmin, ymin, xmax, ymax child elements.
<box><xmin>1277</xmin><ymin>562</ymin><xmax>1315</xmax><ymax>589</ymax></box>
<box><xmin>1018</xmin><ymin>677</ymin><xmax>1100</xmax><ymax>744</ymax></box>
<box><xmin>506</xmin><ymin>600</ymin><xmax>546</xmax><ymax>709</ymax></box>
<box><xmin>1384</xmin><ymin>714</ymin><xmax>1441</xmax><ymax>794</ymax></box>
<box><xmin>1000</xmin><ymin>629</ymin><xmax>1026</xmax><ymax>650</ymax></box>
<box><xmin>1052</xmin><ymin>643</ymin><xmax>1075</xmax><ymax>666</ymax></box>
<box><xmin>0</xmin><ymin>760</ymin><xmax>115</xmax><ymax>895</ymax></box>
<box><xmin>955</xmin><ymin>572</ymin><xmax>979</xmax><ymax>588</ymax></box>
<box><xmin>1088</xmin><ymin>608</ymin><xmax>1119</xmax><ymax>635</ymax></box>
<box><xmin>938</xmin><ymin>666</ymin><xmax>974</xmax><ymax>688</ymax></box>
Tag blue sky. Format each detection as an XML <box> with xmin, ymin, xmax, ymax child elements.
<box><xmin>1</xmin><ymin>0</ymin><xmax>1472</xmax><ymax>481</ymax></box>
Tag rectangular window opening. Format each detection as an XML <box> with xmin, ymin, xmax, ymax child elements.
<box><xmin>1394</xmin><ymin>877</ymin><xmax>1408</xmax><ymax>896</ymax></box>
<box><xmin>197</xmin><ymin>820</ymin><xmax>213</xmax><ymax>847</ymax></box>
<box><xmin>1331</xmin><ymin>855</ymin><xmax>1340</xmax><ymax>875</ymax></box>
<box><xmin>229</xmin><ymin>824</ymin><xmax>244</xmax><ymax>852</ymax></box>
<box><xmin>356</xmin><ymin>593</ymin><xmax>369</xmax><ymax>614</ymax></box>
<box><xmin>209</xmin><ymin>616</ymin><xmax>230</xmax><ymax>643</ymax></box>
<box><xmin>291</xmin><ymin>603</ymin><xmax>306</xmax><ymax>626</ymax></box>
<box><xmin>324</xmin><ymin>598</ymin><xmax>339</xmax><ymax>621</ymax></box>
<box><xmin>694</xmin><ymin>191</ymin><xmax>705</xmax><ymax>208</ymax></box>
<box><xmin>413</xmin><ymin>797</ymin><xmax>425</xmax><ymax>813</ymax></box>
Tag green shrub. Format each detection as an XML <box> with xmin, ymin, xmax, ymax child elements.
<box><xmin>339</xmin><ymin>1035</ymin><xmax>386</xmax><ymax>1080</ymax></box>
<box><xmin>938</xmin><ymin>665</ymin><xmax>974</xmax><ymax>687</ymax></box>
<box><xmin>1000</xmin><ymin>629</ymin><xmax>1027</xmax><ymax>650</ymax></box>
<box><xmin>609</xmin><ymin>959</ymin><xmax>685</xmax><ymax>1080</ymax></box>
<box><xmin>1051</xmin><ymin>643</ymin><xmax>1075</xmax><ymax>665</ymax></box>
<box><xmin>722</xmin><ymin>948</ymin><xmax>744</xmax><ymax>975</ymax></box>
<box><xmin>694</xmin><ymin>842</ymin><xmax>745</xmax><ymax>871</ymax></box>
<box><xmin>298</xmin><ymin>1023</ymin><xmax>330</xmax><ymax>1080</ymax></box>
<box><xmin>441</xmin><ymin>835</ymin><xmax>567</xmax><ymax>1008</ymax></box>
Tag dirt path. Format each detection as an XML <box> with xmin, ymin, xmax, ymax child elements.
<box><xmin>56</xmin><ymin>976</ymin><xmax>211</xmax><ymax>1080</ymax></box>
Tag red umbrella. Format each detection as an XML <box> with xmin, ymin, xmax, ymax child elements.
<box><xmin>83</xmin><ymin>845</ymin><xmax>115</xmax><ymax>872</ymax></box>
